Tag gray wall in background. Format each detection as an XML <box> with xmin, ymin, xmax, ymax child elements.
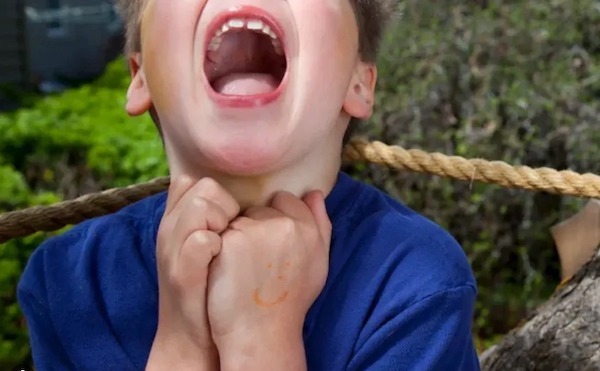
<box><xmin>24</xmin><ymin>0</ymin><xmax>123</xmax><ymax>82</ymax></box>
<box><xmin>0</xmin><ymin>0</ymin><xmax>28</xmax><ymax>85</ymax></box>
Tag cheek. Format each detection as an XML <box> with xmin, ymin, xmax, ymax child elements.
<box><xmin>294</xmin><ymin>1</ymin><xmax>358</xmax><ymax>89</ymax></box>
<box><xmin>141</xmin><ymin>0</ymin><xmax>206</xmax><ymax>109</ymax></box>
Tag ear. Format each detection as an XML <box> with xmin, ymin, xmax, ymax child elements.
<box><xmin>125</xmin><ymin>53</ymin><xmax>153</xmax><ymax>116</ymax></box>
<box><xmin>343</xmin><ymin>61</ymin><xmax>377</xmax><ymax>119</ymax></box>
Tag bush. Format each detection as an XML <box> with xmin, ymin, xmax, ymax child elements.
<box><xmin>347</xmin><ymin>0</ymin><xmax>600</xmax><ymax>346</ymax></box>
<box><xmin>0</xmin><ymin>59</ymin><xmax>167</xmax><ymax>368</ymax></box>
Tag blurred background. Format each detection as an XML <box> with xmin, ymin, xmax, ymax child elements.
<box><xmin>1</xmin><ymin>0</ymin><xmax>599</xmax><ymax>368</ymax></box>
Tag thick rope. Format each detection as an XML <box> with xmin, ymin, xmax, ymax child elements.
<box><xmin>344</xmin><ymin>139</ymin><xmax>600</xmax><ymax>198</ymax></box>
<box><xmin>1</xmin><ymin>138</ymin><xmax>599</xmax><ymax>244</ymax></box>
<box><xmin>0</xmin><ymin>177</ymin><xmax>170</xmax><ymax>243</ymax></box>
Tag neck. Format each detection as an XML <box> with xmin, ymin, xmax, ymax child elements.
<box><xmin>210</xmin><ymin>157</ymin><xmax>340</xmax><ymax>210</ymax></box>
<box><xmin>168</xmin><ymin>139</ymin><xmax>344</xmax><ymax>210</ymax></box>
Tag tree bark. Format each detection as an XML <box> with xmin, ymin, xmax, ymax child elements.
<box><xmin>480</xmin><ymin>248</ymin><xmax>600</xmax><ymax>370</ymax></box>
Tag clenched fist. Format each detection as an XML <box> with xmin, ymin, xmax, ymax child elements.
<box><xmin>147</xmin><ymin>176</ymin><xmax>239</xmax><ymax>370</ymax></box>
<box><xmin>207</xmin><ymin>191</ymin><xmax>332</xmax><ymax>370</ymax></box>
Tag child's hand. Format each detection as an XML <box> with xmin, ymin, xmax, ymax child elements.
<box><xmin>147</xmin><ymin>176</ymin><xmax>239</xmax><ymax>369</ymax></box>
<box><xmin>207</xmin><ymin>191</ymin><xmax>332</xmax><ymax>368</ymax></box>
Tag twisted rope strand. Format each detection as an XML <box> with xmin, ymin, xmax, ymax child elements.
<box><xmin>0</xmin><ymin>177</ymin><xmax>170</xmax><ymax>243</ymax></box>
<box><xmin>343</xmin><ymin>139</ymin><xmax>600</xmax><ymax>198</ymax></box>
<box><xmin>1</xmin><ymin>139</ymin><xmax>599</xmax><ymax>244</ymax></box>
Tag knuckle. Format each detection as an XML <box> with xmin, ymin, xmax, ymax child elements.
<box><xmin>198</xmin><ymin>177</ymin><xmax>222</xmax><ymax>196</ymax></box>
<box><xmin>184</xmin><ymin>230</ymin><xmax>214</xmax><ymax>249</ymax></box>
<box><xmin>275</xmin><ymin>217</ymin><xmax>296</xmax><ymax>235</ymax></box>
<box><xmin>191</xmin><ymin>195</ymin><xmax>210</xmax><ymax>211</ymax></box>
<box><xmin>198</xmin><ymin>178</ymin><xmax>240</xmax><ymax>218</ymax></box>
<box><xmin>158</xmin><ymin>230</ymin><xmax>219</xmax><ymax>290</ymax></box>
<box><xmin>187</xmin><ymin>230</ymin><xmax>208</xmax><ymax>246</ymax></box>
<box><xmin>197</xmin><ymin>198</ymin><xmax>229</xmax><ymax>231</ymax></box>
<box><xmin>181</xmin><ymin>232</ymin><xmax>218</xmax><ymax>269</ymax></box>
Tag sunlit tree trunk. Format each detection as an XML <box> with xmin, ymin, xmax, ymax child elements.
<box><xmin>480</xmin><ymin>201</ymin><xmax>600</xmax><ymax>370</ymax></box>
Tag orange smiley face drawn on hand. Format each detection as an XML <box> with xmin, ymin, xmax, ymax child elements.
<box><xmin>253</xmin><ymin>288</ymin><xmax>289</xmax><ymax>308</ymax></box>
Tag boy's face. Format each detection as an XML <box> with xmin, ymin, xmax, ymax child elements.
<box><xmin>127</xmin><ymin>0</ymin><xmax>376</xmax><ymax>176</ymax></box>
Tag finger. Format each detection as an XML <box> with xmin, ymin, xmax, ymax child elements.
<box><xmin>175</xmin><ymin>230</ymin><xmax>222</xmax><ymax>290</ymax></box>
<box><xmin>243</xmin><ymin>205</ymin><xmax>283</xmax><ymax>221</ymax></box>
<box><xmin>269</xmin><ymin>191</ymin><xmax>312</xmax><ymax>221</ymax></box>
<box><xmin>172</xmin><ymin>177</ymin><xmax>240</xmax><ymax>222</ymax></box>
<box><xmin>164</xmin><ymin>175</ymin><xmax>196</xmax><ymax>216</ymax></box>
<box><xmin>172</xmin><ymin>197</ymin><xmax>230</xmax><ymax>248</ymax></box>
<box><xmin>226</xmin><ymin>216</ymin><xmax>254</xmax><ymax>231</ymax></box>
<box><xmin>303</xmin><ymin>191</ymin><xmax>332</xmax><ymax>245</ymax></box>
<box><xmin>181</xmin><ymin>230</ymin><xmax>223</xmax><ymax>262</ymax></box>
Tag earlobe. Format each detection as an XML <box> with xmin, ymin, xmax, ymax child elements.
<box><xmin>343</xmin><ymin>62</ymin><xmax>377</xmax><ymax>120</ymax></box>
<box><xmin>125</xmin><ymin>53</ymin><xmax>153</xmax><ymax>116</ymax></box>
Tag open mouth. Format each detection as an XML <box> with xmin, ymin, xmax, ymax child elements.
<box><xmin>203</xmin><ymin>10</ymin><xmax>288</xmax><ymax>105</ymax></box>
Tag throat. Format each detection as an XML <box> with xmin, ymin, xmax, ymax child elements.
<box><xmin>204</xmin><ymin>28</ymin><xmax>286</xmax><ymax>97</ymax></box>
<box><xmin>175</xmin><ymin>145</ymin><xmax>342</xmax><ymax>211</ymax></box>
<box><xmin>214</xmin><ymin>168</ymin><xmax>340</xmax><ymax>211</ymax></box>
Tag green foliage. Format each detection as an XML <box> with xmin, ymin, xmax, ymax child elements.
<box><xmin>0</xmin><ymin>60</ymin><xmax>167</xmax><ymax>192</ymax></box>
<box><xmin>0</xmin><ymin>59</ymin><xmax>168</xmax><ymax>368</ymax></box>
<box><xmin>347</xmin><ymin>0</ymin><xmax>600</xmax><ymax>343</ymax></box>
<box><xmin>0</xmin><ymin>164</ymin><xmax>60</xmax><ymax>368</ymax></box>
<box><xmin>1</xmin><ymin>0</ymin><xmax>600</xmax><ymax>367</ymax></box>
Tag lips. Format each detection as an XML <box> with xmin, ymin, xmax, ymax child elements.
<box><xmin>202</xmin><ymin>6</ymin><xmax>289</xmax><ymax>108</ymax></box>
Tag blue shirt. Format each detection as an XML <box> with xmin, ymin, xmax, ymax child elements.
<box><xmin>18</xmin><ymin>172</ymin><xmax>480</xmax><ymax>370</ymax></box>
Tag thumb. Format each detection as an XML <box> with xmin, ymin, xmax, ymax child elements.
<box><xmin>303</xmin><ymin>191</ymin><xmax>332</xmax><ymax>247</ymax></box>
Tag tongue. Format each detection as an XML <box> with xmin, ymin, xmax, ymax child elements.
<box><xmin>213</xmin><ymin>73</ymin><xmax>279</xmax><ymax>96</ymax></box>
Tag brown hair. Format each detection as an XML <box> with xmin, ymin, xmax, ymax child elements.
<box><xmin>116</xmin><ymin>0</ymin><xmax>145</xmax><ymax>54</ymax></box>
<box><xmin>115</xmin><ymin>0</ymin><xmax>396</xmax><ymax>62</ymax></box>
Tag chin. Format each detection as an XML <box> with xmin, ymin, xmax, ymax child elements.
<box><xmin>202</xmin><ymin>139</ymin><xmax>289</xmax><ymax>176</ymax></box>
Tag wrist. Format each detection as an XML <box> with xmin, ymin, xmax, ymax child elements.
<box><xmin>215</xmin><ymin>325</ymin><xmax>306</xmax><ymax>371</ymax></box>
<box><xmin>146</xmin><ymin>331</ymin><xmax>219</xmax><ymax>371</ymax></box>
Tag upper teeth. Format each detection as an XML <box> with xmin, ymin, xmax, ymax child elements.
<box><xmin>207</xmin><ymin>17</ymin><xmax>283</xmax><ymax>55</ymax></box>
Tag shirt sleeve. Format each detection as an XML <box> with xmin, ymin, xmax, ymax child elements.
<box><xmin>18</xmin><ymin>245</ymin><xmax>76</xmax><ymax>370</ymax></box>
<box><xmin>347</xmin><ymin>285</ymin><xmax>480</xmax><ymax>371</ymax></box>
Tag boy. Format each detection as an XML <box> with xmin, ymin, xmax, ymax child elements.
<box><xmin>18</xmin><ymin>0</ymin><xmax>481</xmax><ymax>369</ymax></box>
